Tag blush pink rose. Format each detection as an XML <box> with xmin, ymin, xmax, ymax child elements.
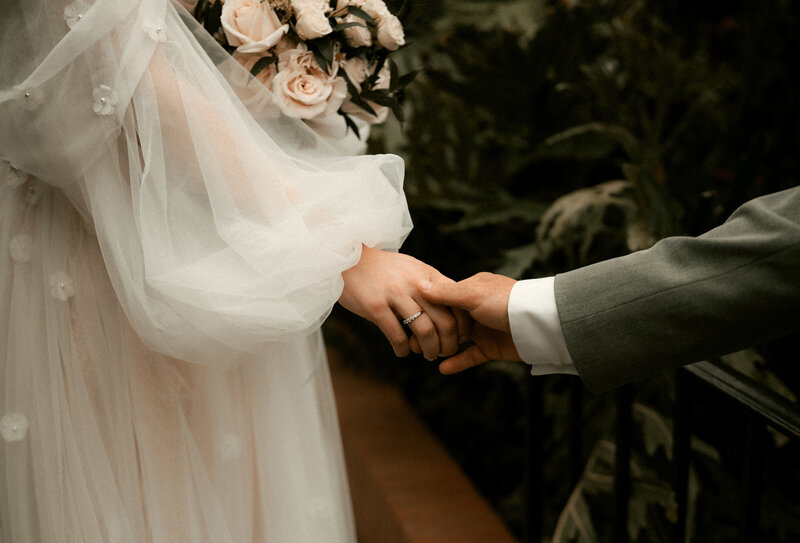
<box><xmin>376</xmin><ymin>14</ymin><xmax>405</xmax><ymax>50</ymax></box>
<box><xmin>221</xmin><ymin>0</ymin><xmax>289</xmax><ymax>54</ymax></box>
<box><xmin>294</xmin><ymin>8</ymin><xmax>333</xmax><ymax>40</ymax></box>
<box><xmin>272</xmin><ymin>47</ymin><xmax>346</xmax><ymax>119</ymax></box>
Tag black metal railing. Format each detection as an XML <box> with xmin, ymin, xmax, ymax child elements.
<box><xmin>524</xmin><ymin>359</ymin><xmax>800</xmax><ymax>543</ymax></box>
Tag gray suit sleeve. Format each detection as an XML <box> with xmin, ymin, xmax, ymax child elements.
<box><xmin>554</xmin><ymin>186</ymin><xmax>800</xmax><ymax>393</ymax></box>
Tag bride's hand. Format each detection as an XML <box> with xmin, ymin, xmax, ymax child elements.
<box><xmin>339</xmin><ymin>246</ymin><xmax>471</xmax><ymax>360</ymax></box>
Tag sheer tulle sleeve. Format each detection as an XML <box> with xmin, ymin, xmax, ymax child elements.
<box><xmin>0</xmin><ymin>0</ymin><xmax>412</xmax><ymax>368</ymax></box>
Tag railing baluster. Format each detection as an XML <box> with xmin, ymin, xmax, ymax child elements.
<box><xmin>614</xmin><ymin>384</ymin><xmax>634</xmax><ymax>543</ymax></box>
<box><xmin>672</xmin><ymin>369</ymin><xmax>693</xmax><ymax>543</ymax></box>
<box><xmin>740</xmin><ymin>410</ymin><xmax>766</xmax><ymax>543</ymax></box>
<box><xmin>569</xmin><ymin>379</ymin><xmax>584</xmax><ymax>489</ymax></box>
<box><xmin>525</xmin><ymin>358</ymin><xmax>799</xmax><ymax>543</ymax></box>
<box><xmin>524</xmin><ymin>376</ymin><xmax>543</xmax><ymax>543</ymax></box>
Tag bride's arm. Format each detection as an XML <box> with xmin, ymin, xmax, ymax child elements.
<box><xmin>147</xmin><ymin>51</ymin><xmax>466</xmax><ymax>360</ymax></box>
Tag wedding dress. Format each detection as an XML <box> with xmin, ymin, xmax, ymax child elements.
<box><xmin>0</xmin><ymin>0</ymin><xmax>411</xmax><ymax>540</ymax></box>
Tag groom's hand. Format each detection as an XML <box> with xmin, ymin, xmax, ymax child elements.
<box><xmin>420</xmin><ymin>273</ymin><xmax>522</xmax><ymax>374</ymax></box>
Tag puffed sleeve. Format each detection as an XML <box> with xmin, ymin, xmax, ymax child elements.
<box><xmin>0</xmin><ymin>0</ymin><xmax>412</xmax><ymax>368</ymax></box>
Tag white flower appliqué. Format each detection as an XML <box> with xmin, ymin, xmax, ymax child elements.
<box><xmin>64</xmin><ymin>0</ymin><xmax>92</xmax><ymax>29</ymax></box>
<box><xmin>219</xmin><ymin>433</ymin><xmax>243</xmax><ymax>460</ymax></box>
<box><xmin>143</xmin><ymin>21</ymin><xmax>168</xmax><ymax>43</ymax></box>
<box><xmin>9</xmin><ymin>234</ymin><xmax>34</xmax><ymax>263</ymax></box>
<box><xmin>92</xmin><ymin>85</ymin><xmax>118</xmax><ymax>116</ymax></box>
<box><xmin>0</xmin><ymin>413</ymin><xmax>29</xmax><ymax>442</ymax></box>
<box><xmin>1</xmin><ymin>160</ymin><xmax>27</xmax><ymax>189</ymax></box>
<box><xmin>50</xmin><ymin>272</ymin><xmax>75</xmax><ymax>301</ymax></box>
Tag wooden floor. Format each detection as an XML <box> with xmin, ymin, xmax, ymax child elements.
<box><xmin>331</xmin><ymin>356</ymin><xmax>518</xmax><ymax>543</ymax></box>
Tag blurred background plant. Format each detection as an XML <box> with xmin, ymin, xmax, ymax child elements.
<box><xmin>324</xmin><ymin>0</ymin><xmax>800</xmax><ymax>540</ymax></box>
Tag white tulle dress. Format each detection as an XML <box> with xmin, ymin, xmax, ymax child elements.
<box><xmin>0</xmin><ymin>0</ymin><xmax>411</xmax><ymax>540</ymax></box>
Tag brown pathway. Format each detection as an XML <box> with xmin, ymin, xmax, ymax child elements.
<box><xmin>331</xmin><ymin>353</ymin><xmax>518</xmax><ymax>543</ymax></box>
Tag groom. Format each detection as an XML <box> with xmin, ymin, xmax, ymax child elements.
<box><xmin>420</xmin><ymin>186</ymin><xmax>800</xmax><ymax>393</ymax></box>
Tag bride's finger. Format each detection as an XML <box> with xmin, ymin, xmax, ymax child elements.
<box><xmin>418</xmin><ymin>301</ymin><xmax>459</xmax><ymax>357</ymax></box>
<box><xmin>409</xmin><ymin>335</ymin><xmax>422</xmax><ymax>354</ymax></box>
<box><xmin>373</xmin><ymin>307</ymin><xmax>411</xmax><ymax>357</ymax></box>
<box><xmin>395</xmin><ymin>302</ymin><xmax>439</xmax><ymax>361</ymax></box>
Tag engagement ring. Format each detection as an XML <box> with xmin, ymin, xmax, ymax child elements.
<box><xmin>402</xmin><ymin>310</ymin><xmax>424</xmax><ymax>325</ymax></box>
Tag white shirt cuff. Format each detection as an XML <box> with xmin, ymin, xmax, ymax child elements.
<box><xmin>508</xmin><ymin>277</ymin><xmax>577</xmax><ymax>376</ymax></box>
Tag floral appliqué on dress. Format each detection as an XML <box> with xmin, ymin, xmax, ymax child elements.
<box><xmin>50</xmin><ymin>272</ymin><xmax>75</xmax><ymax>301</ymax></box>
<box><xmin>64</xmin><ymin>0</ymin><xmax>93</xmax><ymax>29</ymax></box>
<box><xmin>92</xmin><ymin>85</ymin><xmax>118</xmax><ymax>116</ymax></box>
<box><xmin>9</xmin><ymin>235</ymin><xmax>34</xmax><ymax>263</ymax></box>
<box><xmin>143</xmin><ymin>20</ymin><xmax>168</xmax><ymax>43</ymax></box>
<box><xmin>0</xmin><ymin>413</ymin><xmax>29</xmax><ymax>442</ymax></box>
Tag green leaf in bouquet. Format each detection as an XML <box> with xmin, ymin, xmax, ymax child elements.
<box><xmin>205</xmin><ymin>0</ymin><xmax>223</xmax><ymax>35</ymax></box>
<box><xmin>389</xmin><ymin>59</ymin><xmax>400</xmax><ymax>91</ymax></box>
<box><xmin>339</xmin><ymin>111</ymin><xmax>361</xmax><ymax>139</ymax></box>
<box><xmin>345</xmin><ymin>6</ymin><xmax>376</xmax><ymax>25</ymax></box>
<box><xmin>359</xmin><ymin>90</ymin><xmax>395</xmax><ymax>107</ymax></box>
<box><xmin>397</xmin><ymin>70</ymin><xmax>419</xmax><ymax>89</ymax></box>
<box><xmin>193</xmin><ymin>0</ymin><xmax>207</xmax><ymax>19</ymax></box>
<box><xmin>353</xmin><ymin>97</ymin><xmax>379</xmax><ymax>118</ymax></box>
<box><xmin>338</xmin><ymin>69</ymin><xmax>361</xmax><ymax>97</ymax></box>
<box><xmin>331</xmin><ymin>21</ymin><xmax>367</xmax><ymax>32</ymax></box>
<box><xmin>250</xmin><ymin>55</ymin><xmax>276</xmax><ymax>78</ymax></box>
<box><xmin>309</xmin><ymin>37</ymin><xmax>335</xmax><ymax>73</ymax></box>
<box><xmin>389</xmin><ymin>98</ymin><xmax>404</xmax><ymax>122</ymax></box>
<box><xmin>365</xmin><ymin>50</ymin><xmax>389</xmax><ymax>87</ymax></box>
<box><xmin>339</xmin><ymin>71</ymin><xmax>379</xmax><ymax>117</ymax></box>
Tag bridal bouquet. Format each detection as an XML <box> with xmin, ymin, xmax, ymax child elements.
<box><xmin>193</xmin><ymin>0</ymin><xmax>414</xmax><ymax>137</ymax></box>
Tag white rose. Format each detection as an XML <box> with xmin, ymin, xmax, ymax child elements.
<box><xmin>221</xmin><ymin>0</ymin><xmax>289</xmax><ymax>54</ymax></box>
<box><xmin>341</xmin><ymin>14</ymin><xmax>372</xmax><ymax>47</ymax></box>
<box><xmin>291</xmin><ymin>0</ymin><xmax>329</xmax><ymax>11</ymax></box>
<box><xmin>376</xmin><ymin>14</ymin><xmax>404</xmax><ymax>50</ymax></box>
<box><xmin>336</xmin><ymin>0</ymin><xmax>391</xmax><ymax>24</ymax></box>
<box><xmin>294</xmin><ymin>8</ymin><xmax>333</xmax><ymax>40</ymax></box>
<box><xmin>273</xmin><ymin>47</ymin><xmax>345</xmax><ymax>119</ymax></box>
<box><xmin>362</xmin><ymin>0</ymin><xmax>391</xmax><ymax>22</ymax></box>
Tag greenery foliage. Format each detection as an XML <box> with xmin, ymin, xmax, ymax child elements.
<box><xmin>327</xmin><ymin>0</ymin><xmax>800</xmax><ymax>540</ymax></box>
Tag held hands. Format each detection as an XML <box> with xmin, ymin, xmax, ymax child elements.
<box><xmin>339</xmin><ymin>249</ymin><xmax>520</xmax><ymax>373</ymax></box>
<box><xmin>420</xmin><ymin>272</ymin><xmax>522</xmax><ymax>374</ymax></box>
<box><xmin>339</xmin><ymin>246</ymin><xmax>471</xmax><ymax>361</ymax></box>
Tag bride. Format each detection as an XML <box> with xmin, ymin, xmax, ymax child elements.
<box><xmin>0</xmin><ymin>0</ymin><xmax>466</xmax><ymax>540</ymax></box>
